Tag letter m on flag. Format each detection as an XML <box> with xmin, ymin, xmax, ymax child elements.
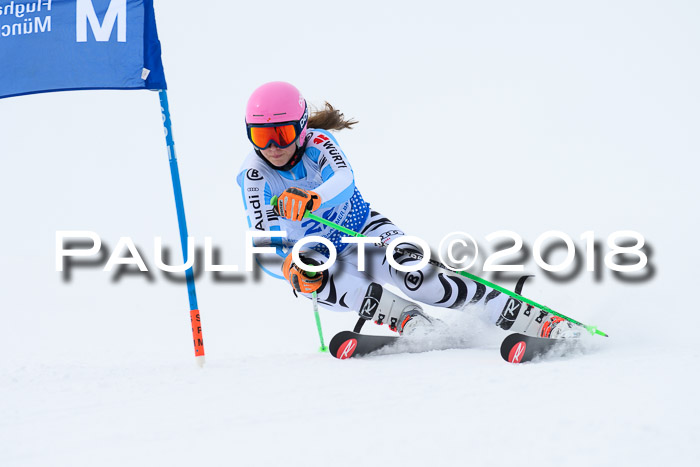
<box><xmin>76</xmin><ymin>0</ymin><xmax>127</xmax><ymax>43</ymax></box>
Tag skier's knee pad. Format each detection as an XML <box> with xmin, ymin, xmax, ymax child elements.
<box><xmin>358</xmin><ymin>282</ymin><xmax>431</xmax><ymax>334</ymax></box>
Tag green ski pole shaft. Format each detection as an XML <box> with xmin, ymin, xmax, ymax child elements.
<box><xmin>270</xmin><ymin>196</ymin><xmax>607</xmax><ymax>337</ymax></box>
<box><xmin>299</xmin><ymin>268</ymin><xmax>327</xmax><ymax>351</ymax></box>
<box><xmin>311</xmin><ymin>290</ymin><xmax>327</xmax><ymax>352</ymax></box>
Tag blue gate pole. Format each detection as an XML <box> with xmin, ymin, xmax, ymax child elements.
<box><xmin>158</xmin><ymin>90</ymin><xmax>205</xmax><ymax>367</ymax></box>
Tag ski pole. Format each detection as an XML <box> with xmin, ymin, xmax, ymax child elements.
<box><xmin>305</xmin><ymin>271</ymin><xmax>328</xmax><ymax>352</ymax></box>
<box><xmin>271</xmin><ymin>196</ymin><xmax>607</xmax><ymax>337</ymax></box>
<box><xmin>312</xmin><ymin>290</ymin><xmax>328</xmax><ymax>352</ymax></box>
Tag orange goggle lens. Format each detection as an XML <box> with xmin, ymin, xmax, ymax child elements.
<box><xmin>248</xmin><ymin>124</ymin><xmax>299</xmax><ymax>149</ymax></box>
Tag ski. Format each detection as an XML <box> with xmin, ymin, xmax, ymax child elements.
<box><xmin>329</xmin><ymin>331</ymin><xmax>399</xmax><ymax>359</ymax></box>
<box><xmin>500</xmin><ymin>333</ymin><xmax>580</xmax><ymax>363</ymax></box>
<box><xmin>330</xmin><ymin>331</ymin><xmax>582</xmax><ymax>362</ymax></box>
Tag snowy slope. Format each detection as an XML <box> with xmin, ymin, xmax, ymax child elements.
<box><xmin>1</xmin><ymin>1</ymin><xmax>699</xmax><ymax>466</ymax></box>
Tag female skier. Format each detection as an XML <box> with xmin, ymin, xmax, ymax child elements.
<box><xmin>237</xmin><ymin>81</ymin><xmax>569</xmax><ymax>338</ymax></box>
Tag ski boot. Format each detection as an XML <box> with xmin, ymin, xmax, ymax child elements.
<box><xmin>539</xmin><ymin>316</ymin><xmax>580</xmax><ymax>339</ymax></box>
<box><xmin>358</xmin><ymin>282</ymin><xmax>432</xmax><ymax>335</ymax></box>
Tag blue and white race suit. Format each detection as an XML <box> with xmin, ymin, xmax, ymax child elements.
<box><xmin>237</xmin><ymin>129</ymin><xmax>513</xmax><ymax>324</ymax></box>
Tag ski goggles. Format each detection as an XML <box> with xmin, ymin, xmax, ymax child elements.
<box><xmin>246</xmin><ymin>103</ymin><xmax>309</xmax><ymax>150</ymax></box>
<box><xmin>246</xmin><ymin>122</ymin><xmax>300</xmax><ymax>150</ymax></box>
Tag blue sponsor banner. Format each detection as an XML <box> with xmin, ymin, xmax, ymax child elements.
<box><xmin>0</xmin><ymin>0</ymin><xmax>166</xmax><ymax>99</ymax></box>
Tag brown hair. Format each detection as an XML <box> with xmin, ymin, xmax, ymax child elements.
<box><xmin>307</xmin><ymin>102</ymin><xmax>358</xmax><ymax>131</ymax></box>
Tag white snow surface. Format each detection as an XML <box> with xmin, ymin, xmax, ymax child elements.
<box><xmin>1</xmin><ymin>1</ymin><xmax>699</xmax><ymax>466</ymax></box>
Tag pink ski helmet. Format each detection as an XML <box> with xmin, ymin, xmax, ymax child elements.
<box><xmin>245</xmin><ymin>81</ymin><xmax>309</xmax><ymax>149</ymax></box>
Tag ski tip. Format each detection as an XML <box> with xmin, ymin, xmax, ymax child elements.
<box><xmin>507</xmin><ymin>340</ymin><xmax>528</xmax><ymax>363</ymax></box>
<box><xmin>335</xmin><ymin>338</ymin><xmax>358</xmax><ymax>359</ymax></box>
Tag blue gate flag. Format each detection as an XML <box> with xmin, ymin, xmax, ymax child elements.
<box><xmin>0</xmin><ymin>0</ymin><xmax>166</xmax><ymax>99</ymax></box>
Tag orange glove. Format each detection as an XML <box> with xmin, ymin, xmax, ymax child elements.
<box><xmin>282</xmin><ymin>253</ymin><xmax>326</xmax><ymax>294</ymax></box>
<box><xmin>276</xmin><ymin>188</ymin><xmax>321</xmax><ymax>221</ymax></box>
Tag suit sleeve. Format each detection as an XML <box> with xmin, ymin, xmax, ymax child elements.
<box><xmin>306</xmin><ymin>131</ymin><xmax>356</xmax><ymax>208</ymax></box>
<box><xmin>236</xmin><ymin>168</ymin><xmax>285</xmax><ymax>255</ymax></box>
